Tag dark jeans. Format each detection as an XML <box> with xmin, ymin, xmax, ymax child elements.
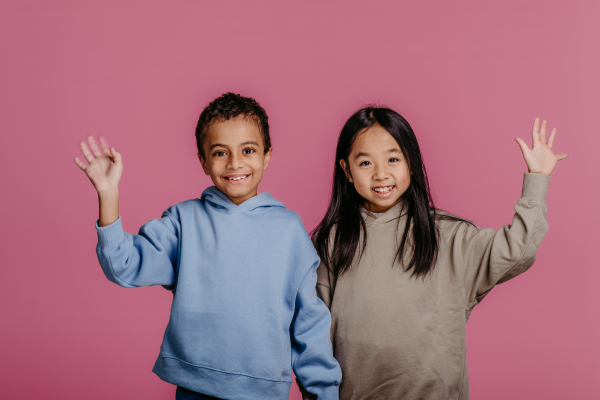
<box><xmin>175</xmin><ymin>386</ymin><xmax>224</xmax><ymax>400</ymax></box>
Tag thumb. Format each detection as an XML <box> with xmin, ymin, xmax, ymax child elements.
<box><xmin>514</xmin><ymin>138</ymin><xmax>529</xmax><ymax>157</ymax></box>
<box><xmin>110</xmin><ymin>147</ymin><xmax>122</xmax><ymax>165</ymax></box>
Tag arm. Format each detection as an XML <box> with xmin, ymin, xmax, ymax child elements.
<box><xmin>454</xmin><ymin>172</ymin><xmax>549</xmax><ymax>307</ymax></box>
<box><xmin>315</xmin><ymin>260</ymin><xmax>334</xmax><ymax>310</ymax></box>
<box><xmin>297</xmin><ymin>258</ymin><xmax>336</xmax><ymax>400</ymax></box>
<box><xmin>291</xmin><ymin>257</ymin><xmax>341</xmax><ymax>400</ymax></box>
<box><xmin>456</xmin><ymin>118</ymin><xmax>568</xmax><ymax>307</ymax></box>
<box><xmin>95</xmin><ymin>212</ymin><xmax>179</xmax><ymax>288</ymax></box>
<box><xmin>311</xmin><ymin>232</ymin><xmax>337</xmax><ymax>310</ymax></box>
<box><xmin>75</xmin><ymin>136</ymin><xmax>178</xmax><ymax>288</ymax></box>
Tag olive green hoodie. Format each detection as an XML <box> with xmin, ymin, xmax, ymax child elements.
<box><xmin>305</xmin><ymin>173</ymin><xmax>549</xmax><ymax>400</ymax></box>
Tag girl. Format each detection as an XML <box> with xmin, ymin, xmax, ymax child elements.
<box><xmin>301</xmin><ymin>108</ymin><xmax>568</xmax><ymax>400</ymax></box>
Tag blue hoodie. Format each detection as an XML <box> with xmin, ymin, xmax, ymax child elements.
<box><xmin>95</xmin><ymin>187</ymin><xmax>341</xmax><ymax>400</ymax></box>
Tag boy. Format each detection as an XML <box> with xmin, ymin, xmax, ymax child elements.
<box><xmin>74</xmin><ymin>93</ymin><xmax>341</xmax><ymax>400</ymax></box>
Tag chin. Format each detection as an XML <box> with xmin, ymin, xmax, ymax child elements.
<box><xmin>227</xmin><ymin>185</ymin><xmax>256</xmax><ymax>197</ymax></box>
<box><xmin>222</xmin><ymin>188</ymin><xmax>248</xmax><ymax>197</ymax></box>
<box><xmin>371</xmin><ymin>195</ymin><xmax>397</xmax><ymax>205</ymax></box>
<box><xmin>370</xmin><ymin>197</ymin><xmax>401</xmax><ymax>211</ymax></box>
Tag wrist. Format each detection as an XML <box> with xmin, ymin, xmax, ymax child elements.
<box><xmin>98</xmin><ymin>189</ymin><xmax>119</xmax><ymax>227</ymax></box>
<box><xmin>97</xmin><ymin>187</ymin><xmax>119</xmax><ymax>199</ymax></box>
<box><xmin>527</xmin><ymin>169</ymin><xmax>551</xmax><ymax>176</ymax></box>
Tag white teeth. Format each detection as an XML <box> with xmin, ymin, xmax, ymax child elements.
<box><xmin>373</xmin><ymin>186</ymin><xmax>393</xmax><ymax>193</ymax></box>
<box><xmin>226</xmin><ymin>175</ymin><xmax>248</xmax><ymax>181</ymax></box>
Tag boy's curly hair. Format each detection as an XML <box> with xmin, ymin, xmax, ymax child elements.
<box><xmin>195</xmin><ymin>92</ymin><xmax>271</xmax><ymax>158</ymax></box>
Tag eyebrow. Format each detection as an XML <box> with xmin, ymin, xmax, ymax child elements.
<box><xmin>209</xmin><ymin>140</ymin><xmax>259</xmax><ymax>151</ymax></box>
<box><xmin>355</xmin><ymin>148</ymin><xmax>401</xmax><ymax>157</ymax></box>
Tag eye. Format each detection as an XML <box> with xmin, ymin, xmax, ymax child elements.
<box><xmin>242</xmin><ymin>148</ymin><xmax>255</xmax><ymax>155</ymax></box>
<box><xmin>214</xmin><ymin>150</ymin><xmax>226</xmax><ymax>157</ymax></box>
<box><xmin>389</xmin><ymin>158</ymin><xmax>399</xmax><ymax>163</ymax></box>
<box><xmin>359</xmin><ymin>161</ymin><xmax>371</xmax><ymax>166</ymax></box>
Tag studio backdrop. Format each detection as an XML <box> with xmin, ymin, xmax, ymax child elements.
<box><xmin>1</xmin><ymin>1</ymin><xmax>598</xmax><ymax>399</ymax></box>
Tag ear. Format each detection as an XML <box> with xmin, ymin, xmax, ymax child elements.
<box><xmin>263</xmin><ymin>147</ymin><xmax>273</xmax><ymax>171</ymax></box>
<box><xmin>198</xmin><ymin>153</ymin><xmax>210</xmax><ymax>175</ymax></box>
<box><xmin>339</xmin><ymin>159</ymin><xmax>353</xmax><ymax>183</ymax></box>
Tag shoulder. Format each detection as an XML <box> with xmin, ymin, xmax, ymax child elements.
<box><xmin>281</xmin><ymin>208</ymin><xmax>306</xmax><ymax>226</ymax></box>
<box><xmin>263</xmin><ymin>206</ymin><xmax>307</xmax><ymax>229</ymax></box>
<box><xmin>312</xmin><ymin>222</ymin><xmax>338</xmax><ymax>258</ymax></box>
<box><xmin>284</xmin><ymin>211</ymin><xmax>315</xmax><ymax>245</ymax></box>
<box><xmin>434</xmin><ymin>209</ymin><xmax>478</xmax><ymax>241</ymax></box>
<box><xmin>162</xmin><ymin>198</ymin><xmax>204</xmax><ymax>220</ymax></box>
<box><xmin>270</xmin><ymin>209</ymin><xmax>318</xmax><ymax>254</ymax></box>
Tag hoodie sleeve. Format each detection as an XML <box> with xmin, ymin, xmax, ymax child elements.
<box><xmin>291</xmin><ymin>245</ymin><xmax>341</xmax><ymax>400</ymax></box>
<box><xmin>95</xmin><ymin>211</ymin><xmax>179</xmax><ymax>288</ymax></box>
<box><xmin>449</xmin><ymin>173</ymin><xmax>549</xmax><ymax>309</ymax></box>
<box><xmin>313</xmin><ymin>233</ymin><xmax>336</xmax><ymax>310</ymax></box>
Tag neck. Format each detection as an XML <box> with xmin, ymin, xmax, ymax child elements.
<box><xmin>364</xmin><ymin>199</ymin><xmax>401</xmax><ymax>214</ymax></box>
<box><xmin>216</xmin><ymin>187</ymin><xmax>259</xmax><ymax>205</ymax></box>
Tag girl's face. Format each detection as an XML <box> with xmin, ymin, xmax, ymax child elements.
<box><xmin>341</xmin><ymin>124</ymin><xmax>411</xmax><ymax>213</ymax></box>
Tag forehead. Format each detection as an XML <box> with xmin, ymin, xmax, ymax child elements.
<box><xmin>351</xmin><ymin>124</ymin><xmax>400</xmax><ymax>156</ymax></box>
<box><xmin>204</xmin><ymin>116</ymin><xmax>263</xmax><ymax>149</ymax></box>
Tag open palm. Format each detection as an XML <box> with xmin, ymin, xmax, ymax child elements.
<box><xmin>73</xmin><ymin>136</ymin><xmax>123</xmax><ymax>193</ymax></box>
<box><xmin>515</xmin><ymin>118</ymin><xmax>568</xmax><ymax>176</ymax></box>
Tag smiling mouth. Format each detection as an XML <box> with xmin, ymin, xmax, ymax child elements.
<box><xmin>224</xmin><ymin>174</ymin><xmax>250</xmax><ymax>182</ymax></box>
<box><xmin>372</xmin><ymin>185</ymin><xmax>395</xmax><ymax>194</ymax></box>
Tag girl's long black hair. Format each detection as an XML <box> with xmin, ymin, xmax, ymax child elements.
<box><xmin>312</xmin><ymin>107</ymin><xmax>469</xmax><ymax>279</ymax></box>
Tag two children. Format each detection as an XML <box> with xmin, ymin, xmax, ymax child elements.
<box><xmin>74</xmin><ymin>93</ymin><xmax>342</xmax><ymax>400</ymax></box>
<box><xmin>75</xmin><ymin>95</ymin><xmax>567</xmax><ymax>400</ymax></box>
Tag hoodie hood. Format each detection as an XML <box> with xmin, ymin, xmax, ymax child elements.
<box><xmin>361</xmin><ymin>199</ymin><xmax>407</xmax><ymax>225</ymax></box>
<box><xmin>200</xmin><ymin>186</ymin><xmax>285</xmax><ymax>213</ymax></box>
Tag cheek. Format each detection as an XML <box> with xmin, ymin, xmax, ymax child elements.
<box><xmin>352</xmin><ymin>170</ymin><xmax>372</xmax><ymax>193</ymax></box>
<box><xmin>243</xmin><ymin>157</ymin><xmax>264</xmax><ymax>176</ymax></box>
<box><xmin>210</xmin><ymin>159</ymin><xmax>229</xmax><ymax>176</ymax></box>
<box><xmin>396</xmin><ymin>168</ymin><xmax>411</xmax><ymax>187</ymax></box>
<box><xmin>252</xmin><ymin>157</ymin><xmax>266</xmax><ymax>170</ymax></box>
<box><xmin>207</xmin><ymin>160</ymin><xmax>220</xmax><ymax>173</ymax></box>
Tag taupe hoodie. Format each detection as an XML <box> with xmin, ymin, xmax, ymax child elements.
<box><xmin>310</xmin><ymin>173</ymin><xmax>549</xmax><ymax>400</ymax></box>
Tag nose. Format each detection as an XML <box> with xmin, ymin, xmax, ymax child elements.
<box><xmin>227</xmin><ymin>153</ymin><xmax>245</xmax><ymax>170</ymax></box>
<box><xmin>373</xmin><ymin>163</ymin><xmax>388</xmax><ymax>180</ymax></box>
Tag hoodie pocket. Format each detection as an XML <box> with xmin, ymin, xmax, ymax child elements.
<box><xmin>162</xmin><ymin>310</ymin><xmax>290</xmax><ymax>382</ymax></box>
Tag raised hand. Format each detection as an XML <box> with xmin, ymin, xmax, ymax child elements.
<box><xmin>74</xmin><ymin>136</ymin><xmax>123</xmax><ymax>194</ymax></box>
<box><xmin>515</xmin><ymin>118</ymin><xmax>568</xmax><ymax>176</ymax></box>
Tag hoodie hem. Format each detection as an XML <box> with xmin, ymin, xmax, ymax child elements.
<box><xmin>153</xmin><ymin>356</ymin><xmax>292</xmax><ymax>400</ymax></box>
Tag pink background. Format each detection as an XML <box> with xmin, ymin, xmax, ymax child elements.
<box><xmin>1</xmin><ymin>1</ymin><xmax>598</xmax><ymax>399</ymax></box>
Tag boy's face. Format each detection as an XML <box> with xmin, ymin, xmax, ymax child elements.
<box><xmin>199</xmin><ymin>116</ymin><xmax>272</xmax><ymax>205</ymax></box>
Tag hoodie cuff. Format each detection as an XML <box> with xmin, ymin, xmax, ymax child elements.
<box><xmin>521</xmin><ymin>173</ymin><xmax>550</xmax><ymax>203</ymax></box>
<box><xmin>309</xmin><ymin>384</ymin><xmax>340</xmax><ymax>400</ymax></box>
<box><xmin>96</xmin><ymin>216</ymin><xmax>126</xmax><ymax>251</ymax></box>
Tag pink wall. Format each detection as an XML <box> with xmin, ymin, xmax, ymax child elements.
<box><xmin>1</xmin><ymin>1</ymin><xmax>598</xmax><ymax>399</ymax></box>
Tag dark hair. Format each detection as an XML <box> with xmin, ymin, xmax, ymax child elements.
<box><xmin>312</xmin><ymin>107</ymin><xmax>469</xmax><ymax>279</ymax></box>
<box><xmin>195</xmin><ymin>92</ymin><xmax>271</xmax><ymax>158</ymax></box>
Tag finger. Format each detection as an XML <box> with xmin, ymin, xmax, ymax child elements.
<box><xmin>515</xmin><ymin>137</ymin><xmax>530</xmax><ymax>156</ymax></box>
<box><xmin>540</xmin><ymin>120</ymin><xmax>547</xmax><ymax>144</ymax></box>
<box><xmin>557</xmin><ymin>153</ymin><xmax>569</xmax><ymax>160</ymax></box>
<box><xmin>79</xmin><ymin>141</ymin><xmax>95</xmax><ymax>163</ymax></box>
<box><xmin>73</xmin><ymin>156</ymin><xmax>87</xmax><ymax>171</ymax></box>
<box><xmin>110</xmin><ymin>147</ymin><xmax>122</xmax><ymax>165</ymax></box>
<box><xmin>87</xmin><ymin>135</ymin><xmax>103</xmax><ymax>157</ymax></box>
<box><xmin>99</xmin><ymin>136</ymin><xmax>111</xmax><ymax>156</ymax></box>
<box><xmin>547</xmin><ymin>128</ymin><xmax>557</xmax><ymax>148</ymax></box>
<box><xmin>532</xmin><ymin>118</ymin><xmax>540</xmax><ymax>146</ymax></box>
